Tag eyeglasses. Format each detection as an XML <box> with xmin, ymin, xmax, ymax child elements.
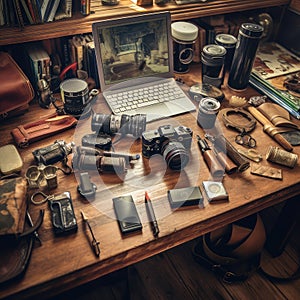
<box><xmin>235</xmin><ymin>130</ymin><xmax>256</xmax><ymax>148</ymax></box>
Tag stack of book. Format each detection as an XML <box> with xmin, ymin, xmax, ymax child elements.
<box><xmin>62</xmin><ymin>33</ymin><xmax>100</xmax><ymax>88</ymax></box>
<box><xmin>250</xmin><ymin>42</ymin><xmax>300</xmax><ymax>120</ymax></box>
<box><xmin>23</xmin><ymin>42</ymin><xmax>51</xmax><ymax>91</ymax></box>
<box><xmin>0</xmin><ymin>0</ymin><xmax>72</xmax><ymax>27</ymax></box>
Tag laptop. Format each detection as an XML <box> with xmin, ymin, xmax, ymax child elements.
<box><xmin>92</xmin><ymin>11</ymin><xmax>196</xmax><ymax>122</ymax></box>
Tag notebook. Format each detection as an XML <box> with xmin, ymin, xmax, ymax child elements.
<box><xmin>92</xmin><ymin>11</ymin><xmax>196</xmax><ymax>122</ymax></box>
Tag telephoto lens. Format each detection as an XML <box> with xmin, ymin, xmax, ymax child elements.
<box><xmin>228</xmin><ymin>23</ymin><xmax>264</xmax><ymax>91</ymax></box>
<box><xmin>91</xmin><ymin>113</ymin><xmax>146</xmax><ymax>138</ymax></box>
<box><xmin>72</xmin><ymin>150</ymin><xmax>126</xmax><ymax>174</ymax></box>
<box><xmin>197</xmin><ymin>97</ymin><xmax>220</xmax><ymax>129</ymax></box>
<box><xmin>201</xmin><ymin>44</ymin><xmax>226</xmax><ymax>88</ymax></box>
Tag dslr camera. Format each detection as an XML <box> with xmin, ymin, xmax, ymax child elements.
<box><xmin>142</xmin><ymin>125</ymin><xmax>193</xmax><ymax>170</ymax></box>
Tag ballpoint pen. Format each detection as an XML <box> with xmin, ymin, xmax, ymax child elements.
<box><xmin>145</xmin><ymin>191</ymin><xmax>159</xmax><ymax>238</ymax></box>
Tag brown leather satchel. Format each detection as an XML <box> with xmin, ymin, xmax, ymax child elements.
<box><xmin>0</xmin><ymin>52</ymin><xmax>35</xmax><ymax>120</ymax></box>
<box><xmin>0</xmin><ymin>177</ymin><xmax>44</xmax><ymax>284</ymax></box>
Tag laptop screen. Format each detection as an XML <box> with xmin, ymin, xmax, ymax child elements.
<box><xmin>92</xmin><ymin>11</ymin><xmax>173</xmax><ymax>91</ymax></box>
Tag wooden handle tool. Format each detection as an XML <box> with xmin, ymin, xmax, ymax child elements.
<box><xmin>247</xmin><ymin>106</ymin><xmax>293</xmax><ymax>152</ymax></box>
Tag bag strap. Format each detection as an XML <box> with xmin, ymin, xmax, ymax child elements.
<box><xmin>192</xmin><ymin>214</ymin><xmax>265</xmax><ymax>283</ymax></box>
<box><xmin>192</xmin><ymin>237</ymin><xmax>261</xmax><ymax>283</ymax></box>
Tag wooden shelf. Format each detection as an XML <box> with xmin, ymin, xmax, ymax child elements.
<box><xmin>0</xmin><ymin>0</ymin><xmax>289</xmax><ymax>46</ymax></box>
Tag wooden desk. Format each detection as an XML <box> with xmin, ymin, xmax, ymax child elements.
<box><xmin>1</xmin><ymin>65</ymin><xmax>300</xmax><ymax>299</ymax></box>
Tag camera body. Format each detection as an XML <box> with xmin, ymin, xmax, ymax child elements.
<box><xmin>142</xmin><ymin>125</ymin><xmax>193</xmax><ymax>170</ymax></box>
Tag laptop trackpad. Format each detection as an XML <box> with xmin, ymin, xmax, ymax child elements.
<box><xmin>135</xmin><ymin>102</ymin><xmax>195</xmax><ymax>122</ymax></box>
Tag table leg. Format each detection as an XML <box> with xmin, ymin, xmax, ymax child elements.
<box><xmin>266</xmin><ymin>195</ymin><xmax>300</xmax><ymax>257</ymax></box>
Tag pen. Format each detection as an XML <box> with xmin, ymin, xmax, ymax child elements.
<box><xmin>145</xmin><ymin>191</ymin><xmax>159</xmax><ymax>238</ymax></box>
<box><xmin>80</xmin><ymin>210</ymin><xmax>100</xmax><ymax>257</ymax></box>
<box><xmin>26</xmin><ymin>211</ymin><xmax>42</xmax><ymax>245</ymax></box>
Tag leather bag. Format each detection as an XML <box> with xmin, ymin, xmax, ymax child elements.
<box><xmin>0</xmin><ymin>177</ymin><xmax>44</xmax><ymax>285</ymax></box>
<box><xmin>0</xmin><ymin>52</ymin><xmax>34</xmax><ymax>120</ymax></box>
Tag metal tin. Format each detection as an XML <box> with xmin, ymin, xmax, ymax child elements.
<box><xmin>171</xmin><ymin>21</ymin><xmax>198</xmax><ymax>73</ymax></box>
<box><xmin>266</xmin><ymin>146</ymin><xmax>298</xmax><ymax>168</ymax></box>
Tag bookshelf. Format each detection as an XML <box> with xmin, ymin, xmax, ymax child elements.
<box><xmin>0</xmin><ymin>0</ymin><xmax>290</xmax><ymax>46</ymax></box>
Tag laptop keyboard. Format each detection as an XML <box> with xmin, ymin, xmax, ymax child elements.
<box><xmin>104</xmin><ymin>80</ymin><xmax>186</xmax><ymax>114</ymax></box>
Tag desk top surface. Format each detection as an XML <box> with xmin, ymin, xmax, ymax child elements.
<box><xmin>1</xmin><ymin>65</ymin><xmax>300</xmax><ymax>299</ymax></box>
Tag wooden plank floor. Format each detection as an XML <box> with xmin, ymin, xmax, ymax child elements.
<box><xmin>53</xmin><ymin>204</ymin><xmax>300</xmax><ymax>300</ymax></box>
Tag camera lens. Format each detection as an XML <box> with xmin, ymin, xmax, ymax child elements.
<box><xmin>197</xmin><ymin>97</ymin><xmax>220</xmax><ymax>129</ymax></box>
<box><xmin>162</xmin><ymin>141</ymin><xmax>189</xmax><ymax>170</ymax></box>
<box><xmin>91</xmin><ymin>113</ymin><xmax>146</xmax><ymax>137</ymax></box>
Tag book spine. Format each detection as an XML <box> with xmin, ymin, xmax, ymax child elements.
<box><xmin>47</xmin><ymin>0</ymin><xmax>60</xmax><ymax>22</ymax></box>
<box><xmin>26</xmin><ymin>0</ymin><xmax>36</xmax><ymax>23</ymax></box>
<box><xmin>40</xmin><ymin>0</ymin><xmax>50</xmax><ymax>20</ymax></box>
<box><xmin>0</xmin><ymin>0</ymin><xmax>4</xmax><ymax>26</ymax></box>
<box><xmin>43</xmin><ymin>0</ymin><xmax>53</xmax><ymax>22</ymax></box>
<box><xmin>31</xmin><ymin>0</ymin><xmax>42</xmax><ymax>23</ymax></box>
<box><xmin>15</xmin><ymin>0</ymin><xmax>25</xmax><ymax>27</ymax></box>
<box><xmin>7</xmin><ymin>0</ymin><xmax>17</xmax><ymax>26</ymax></box>
<box><xmin>251</xmin><ymin>73</ymin><xmax>300</xmax><ymax>111</ymax></box>
<box><xmin>65</xmin><ymin>0</ymin><xmax>72</xmax><ymax>18</ymax></box>
<box><xmin>20</xmin><ymin>0</ymin><xmax>34</xmax><ymax>24</ymax></box>
<box><xmin>54</xmin><ymin>0</ymin><xmax>72</xmax><ymax>20</ymax></box>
